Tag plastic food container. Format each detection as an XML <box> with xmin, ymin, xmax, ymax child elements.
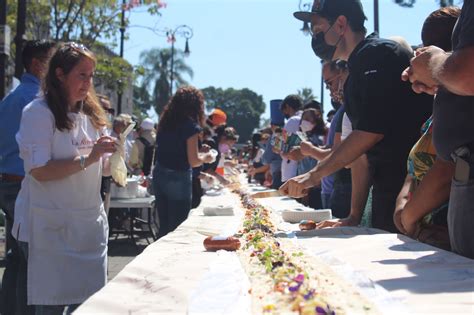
<box><xmin>110</xmin><ymin>178</ymin><xmax>139</xmax><ymax>199</ymax></box>
<box><xmin>281</xmin><ymin>209</ymin><xmax>332</xmax><ymax>223</ymax></box>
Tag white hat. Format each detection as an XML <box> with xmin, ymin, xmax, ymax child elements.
<box><xmin>140</xmin><ymin>118</ymin><xmax>155</xmax><ymax>130</ymax></box>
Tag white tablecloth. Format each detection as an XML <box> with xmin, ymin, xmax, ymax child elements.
<box><xmin>76</xmin><ymin>188</ymin><xmax>474</xmax><ymax>314</ymax></box>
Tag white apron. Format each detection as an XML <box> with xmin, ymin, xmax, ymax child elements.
<box><xmin>27</xmin><ymin>112</ymin><xmax>108</xmax><ymax>305</ymax></box>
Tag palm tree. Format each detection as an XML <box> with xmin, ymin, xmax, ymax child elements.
<box><xmin>139</xmin><ymin>47</ymin><xmax>193</xmax><ymax>114</ymax></box>
<box><xmin>297</xmin><ymin>87</ymin><xmax>317</xmax><ymax>105</ymax></box>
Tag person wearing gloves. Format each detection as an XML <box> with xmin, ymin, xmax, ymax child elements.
<box><xmin>129</xmin><ymin>117</ymin><xmax>156</xmax><ymax>176</ymax></box>
<box><xmin>14</xmin><ymin>42</ymin><xmax>115</xmax><ymax>313</ymax></box>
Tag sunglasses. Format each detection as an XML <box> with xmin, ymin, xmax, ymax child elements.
<box><xmin>105</xmin><ymin>108</ymin><xmax>115</xmax><ymax>115</ymax></box>
<box><xmin>62</xmin><ymin>42</ymin><xmax>90</xmax><ymax>53</ymax></box>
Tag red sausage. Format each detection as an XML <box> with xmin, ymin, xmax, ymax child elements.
<box><xmin>203</xmin><ymin>236</ymin><xmax>241</xmax><ymax>251</ymax></box>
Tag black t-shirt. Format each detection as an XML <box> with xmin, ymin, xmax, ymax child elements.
<box><xmin>433</xmin><ymin>0</ymin><xmax>474</xmax><ymax>161</ymax></box>
<box><xmin>156</xmin><ymin>119</ymin><xmax>201</xmax><ymax>171</ymax></box>
<box><xmin>345</xmin><ymin>33</ymin><xmax>433</xmax><ymax>167</ymax></box>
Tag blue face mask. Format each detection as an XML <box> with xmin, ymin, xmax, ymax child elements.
<box><xmin>258</xmin><ymin>141</ymin><xmax>265</xmax><ymax>148</ymax></box>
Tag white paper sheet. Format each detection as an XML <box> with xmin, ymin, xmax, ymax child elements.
<box><xmin>188</xmin><ymin>251</ymin><xmax>251</xmax><ymax>315</ymax></box>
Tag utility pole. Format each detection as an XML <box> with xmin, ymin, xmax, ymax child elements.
<box><xmin>117</xmin><ymin>0</ymin><xmax>126</xmax><ymax>115</ymax></box>
<box><xmin>167</xmin><ymin>25</ymin><xmax>193</xmax><ymax>96</ymax></box>
<box><xmin>374</xmin><ymin>0</ymin><xmax>380</xmax><ymax>34</ymax></box>
<box><xmin>15</xmin><ymin>0</ymin><xmax>27</xmax><ymax>79</ymax></box>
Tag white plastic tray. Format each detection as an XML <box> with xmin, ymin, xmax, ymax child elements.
<box><xmin>281</xmin><ymin>209</ymin><xmax>332</xmax><ymax>223</ymax></box>
<box><xmin>203</xmin><ymin>205</ymin><xmax>235</xmax><ymax>216</ymax></box>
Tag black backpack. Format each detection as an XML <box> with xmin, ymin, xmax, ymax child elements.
<box><xmin>136</xmin><ymin>137</ymin><xmax>156</xmax><ymax>176</ymax></box>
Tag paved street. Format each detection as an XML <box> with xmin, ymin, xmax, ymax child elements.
<box><xmin>0</xmin><ymin>229</ymin><xmax>149</xmax><ymax>282</ymax></box>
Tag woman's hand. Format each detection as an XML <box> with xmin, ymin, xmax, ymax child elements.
<box><xmin>200</xmin><ymin>144</ymin><xmax>211</xmax><ymax>153</ymax></box>
<box><xmin>88</xmin><ymin>136</ymin><xmax>116</xmax><ymax>162</ymax></box>
<box><xmin>204</xmin><ymin>173</ymin><xmax>216</xmax><ymax>185</ymax></box>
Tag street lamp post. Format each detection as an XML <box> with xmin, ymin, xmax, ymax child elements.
<box><xmin>298</xmin><ymin>0</ymin><xmax>325</xmax><ymax>113</ymax></box>
<box><xmin>167</xmin><ymin>25</ymin><xmax>193</xmax><ymax>96</ymax></box>
<box><xmin>374</xmin><ymin>0</ymin><xmax>379</xmax><ymax>34</ymax></box>
<box><xmin>116</xmin><ymin>0</ymin><xmax>127</xmax><ymax>115</ymax></box>
<box><xmin>298</xmin><ymin>0</ymin><xmax>312</xmax><ymax>35</ymax></box>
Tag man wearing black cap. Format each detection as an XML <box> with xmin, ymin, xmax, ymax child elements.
<box><xmin>281</xmin><ymin>0</ymin><xmax>432</xmax><ymax>233</ymax></box>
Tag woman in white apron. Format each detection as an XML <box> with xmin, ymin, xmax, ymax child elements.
<box><xmin>14</xmin><ymin>42</ymin><xmax>115</xmax><ymax>314</ymax></box>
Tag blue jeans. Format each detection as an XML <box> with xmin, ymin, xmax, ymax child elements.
<box><xmin>270</xmin><ymin>171</ymin><xmax>282</xmax><ymax>190</ymax></box>
<box><xmin>321</xmin><ymin>192</ymin><xmax>332</xmax><ymax>209</ymax></box>
<box><xmin>0</xmin><ymin>180</ymin><xmax>30</xmax><ymax>315</ymax></box>
<box><xmin>153</xmin><ymin>164</ymin><xmax>192</xmax><ymax>239</ymax></box>
<box><xmin>448</xmin><ymin>178</ymin><xmax>474</xmax><ymax>259</ymax></box>
<box><xmin>330</xmin><ymin>181</ymin><xmax>352</xmax><ymax>219</ymax></box>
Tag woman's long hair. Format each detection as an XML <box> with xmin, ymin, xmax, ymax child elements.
<box><xmin>302</xmin><ymin>108</ymin><xmax>327</xmax><ymax>136</ymax></box>
<box><xmin>157</xmin><ymin>86</ymin><xmax>205</xmax><ymax>133</ymax></box>
<box><xmin>42</xmin><ymin>42</ymin><xmax>108</xmax><ymax>131</ymax></box>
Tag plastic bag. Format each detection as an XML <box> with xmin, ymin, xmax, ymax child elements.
<box><xmin>110</xmin><ymin>122</ymin><xmax>135</xmax><ymax>187</ymax></box>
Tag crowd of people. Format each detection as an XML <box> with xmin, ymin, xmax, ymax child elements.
<box><xmin>280</xmin><ymin>0</ymin><xmax>473</xmax><ymax>260</ymax></box>
<box><xmin>0</xmin><ymin>39</ymin><xmax>242</xmax><ymax>314</ymax></box>
<box><xmin>0</xmin><ymin>0</ymin><xmax>472</xmax><ymax>314</ymax></box>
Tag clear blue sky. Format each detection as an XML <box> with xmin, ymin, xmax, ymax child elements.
<box><xmin>120</xmin><ymin>0</ymin><xmax>447</xmax><ymax>120</ymax></box>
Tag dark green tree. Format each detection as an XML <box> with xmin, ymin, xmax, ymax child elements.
<box><xmin>139</xmin><ymin>47</ymin><xmax>193</xmax><ymax>114</ymax></box>
<box><xmin>297</xmin><ymin>87</ymin><xmax>317</xmax><ymax>105</ymax></box>
<box><xmin>6</xmin><ymin>0</ymin><xmax>164</xmax><ymax>47</ymax></box>
<box><xmin>202</xmin><ymin>87</ymin><xmax>266</xmax><ymax>143</ymax></box>
<box><xmin>133</xmin><ymin>84</ymin><xmax>152</xmax><ymax>116</ymax></box>
<box><xmin>6</xmin><ymin>1</ymin><xmax>164</xmax><ymax>105</ymax></box>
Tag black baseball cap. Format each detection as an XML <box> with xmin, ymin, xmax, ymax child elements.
<box><xmin>294</xmin><ymin>0</ymin><xmax>367</xmax><ymax>29</ymax></box>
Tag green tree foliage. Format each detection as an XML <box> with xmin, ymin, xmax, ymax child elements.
<box><xmin>133</xmin><ymin>83</ymin><xmax>152</xmax><ymax>116</ymax></box>
<box><xmin>297</xmin><ymin>87</ymin><xmax>316</xmax><ymax>105</ymax></box>
<box><xmin>93</xmin><ymin>42</ymin><xmax>135</xmax><ymax>94</ymax></box>
<box><xmin>6</xmin><ymin>0</ymin><xmax>164</xmax><ymax>47</ymax></box>
<box><xmin>6</xmin><ymin>1</ymin><xmax>164</xmax><ymax>105</ymax></box>
<box><xmin>201</xmin><ymin>87</ymin><xmax>266</xmax><ymax>143</ymax></box>
<box><xmin>139</xmin><ymin>47</ymin><xmax>193</xmax><ymax>114</ymax></box>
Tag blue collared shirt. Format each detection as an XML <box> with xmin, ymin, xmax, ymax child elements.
<box><xmin>261</xmin><ymin>139</ymin><xmax>282</xmax><ymax>174</ymax></box>
<box><xmin>321</xmin><ymin>105</ymin><xmax>345</xmax><ymax>194</ymax></box>
<box><xmin>0</xmin><ymin>73</ymin><xmax>41</xmax><ymax>176</ymax></box>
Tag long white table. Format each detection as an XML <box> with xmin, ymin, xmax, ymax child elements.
<box><xmin>76</xmin><ymin>187</ymin><xmax>474</xmax><ymax>314</ymax></box>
